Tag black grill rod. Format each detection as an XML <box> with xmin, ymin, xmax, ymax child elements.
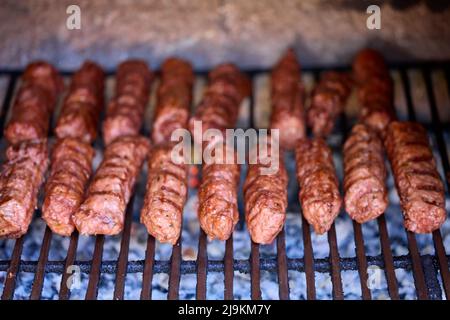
<box><xmin>140</xmin><ymin>235</ymin><xmax>155</xmax><ymax>300</ymax></box>
<box><xmin>196</xmin><ymin>229</ymin><xmax>208</xmax><ymax>299</ymax></box>
<box><xmin>0</xmin><ymin>75</ymin><xmax>17</xmax><ymax>133</ymax></box>
<box><xmin>277</xmin><ymin>227</ymin><xmax>290</xmax><ymax>300</ymax></box>
<box><xmin>59</xmin><ymin>231</ymin><xmax>79</xmax><ymax>300</ymax></box>
<box><xmin>1</xmin><ymin>236</ymin><xmax>24</xmax><ymax>300</ymax></box>
<box><xmin>421</xmin><ymin>68</ymin><xmax>450</xmax><ymax>299</ymax></box>
<box><xmin>340</xmin><ymin>113</ymin><xmax>372</xmax><ymax>300</ymax></box>
<box><xmin>167</xmin><ymin>240</ymin><xmax>182</xmax><ymax>299</ymax></box>
<box><xmin>397</xmin><ymin>69</ymin><xmax>431</xmax><ymax>300</ymax></box>
<box><xmin>312</xmin><ymin>71</ymin><xmax>343</xmax><ymax>300</ymax></box>
<box><xmin>113</xmin><ymin>194</ymin><xmax>136</xmax><ymax>300</ymax></box>
<box><xmin>85</xmin><ymin>235</ymin><xmax>105</xmax><ymax>300</ymax></box>
<box><xmin>29</xmin><ymin>226</ymin><xmax>53</xmax><ymax>300</ymax></box>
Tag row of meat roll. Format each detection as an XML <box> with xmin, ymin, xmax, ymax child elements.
<box><xmin>0</xmin><ymin>49</ymin><xmax>447</xmax><ymax>243</ymax></box>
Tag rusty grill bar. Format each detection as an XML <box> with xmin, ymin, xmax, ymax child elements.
<box><xmin>0</xmin><ymin>62</ymin><xmax>449</xmax><ymax>300</ymax></box>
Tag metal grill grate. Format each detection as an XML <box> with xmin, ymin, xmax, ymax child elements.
<box><xmin>0</xmin><ymin>62</ymin><xmax>449</xmax><ymax>300</ymax></box>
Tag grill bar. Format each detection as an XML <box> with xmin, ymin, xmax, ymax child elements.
<box><xmin>29</xmin><ymin>226</ymin><xmax>52</xmax><ymax>299</ymax></box>
<box><xmin>250</xmin><ymin>241</ymin><xmax>261</xmax><ymax>299</ymax></box>
<box><xmin>301</xmin><ymin>214</ymin><xmax>316</xmax><ymax>299</ymax></box>
<box><xmin>85</xmin><ymin>235</ymin><xmax>104</xmax><ymax>300</ymax></box>
<box><xmin>377</xmin><ymin>215</ymin><xmax>400</xmax><ymax>299</ymax></box>
<box><xmin>196</xmin><ymin>230</ymin><xmax>207</xmax><ymax>299</ymax></box>
<box><xmin>276</xmin><ymin>228</ymin><xmax>289</xmax><ymax>300</ymax></box>
<box><xmin>59</xmin><ymin>232</ymin><xmax>79</xmax><ymax>300</ymax></box>
<box><xmin>327</xmin><ymin>224</ymin><xmax>344</xmax><ymax>299</ymax></box>
<box><xmin>224</xmin><ymin>238</ymin><xmax>234</xmax><ymax>300</ymax></box>
<box><xmin>0</xmin><ymin>75</ymin><xmax>17</xmax><ymax>133</ymax></box>
<box><xmin>352</xmin><ymin>221</ymin><xmax>371</xmax><ymax>299</ymax></box>
<box><xmin>1</xmin><ymin>236</ymin><xmax>24</xmax><ymax>300</ymax></box>
<box><xmin>140</xmin><ymin>235</ymin><xmax>155</xmax><ymax>300</ymax></box>
<box><xmin>113</xmin><ymin>196</ymin><xmax>135</xmax><ymax>300</ymax></box>
<box><xmin>167</xmin><ymin>242</ymin><xmax>182</xmax><ymax>299</ymax></box>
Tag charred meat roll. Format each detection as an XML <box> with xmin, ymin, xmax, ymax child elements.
<box><xmin>385</xmin><ymin>121</ymin><xmax>446</xmax><ymax>233</ymax></box>
<box><xmin>140</xmin><ymin>143</ymin><xmax>188</xmax><ymax>244</ymax></box>
<box><xmin>55</xmin><ymin>61</ymin><xmax>105</xmax><ymax>143</ymax></box>
<box><xmin>352</xmin><ymin>49</ymin><xmax>395</xmax><ymax>135</ymax></box>
<box><xmin>198</xmin><ymin>146</ymin><xmax>240</xmax><ymax>241</ymax></box>
<box><xmin>307</xmin><ymin>71</ymin><xmax>352</xmax><ymax>137</ymax></box>
<box><xmin>5</xmin><ymin>62</ymin><xmax>63</xmax><ymax>144</ymax></box>
<box><xmin>295</xmin><ymin>138</ymin><xmax>341</xmax><ymax>234</ymax></box>
<box><xmin>42</xmin><ymin>138</ymin><xmax>95</xmax><ymax>236</ymax></box>
<box><xmin>152</xmin><ymin>58</ymin><xmax>194</xmax><ymax>145</ymax></box>
<box><xmin>73</xmin><ymin>136</ymin><xmax>150</xmax><ymax>235</ymax></box>
<box><xmin>189</xmin><ymin>63</ymin><xmax>250</xmax><ymax>141</ymax></box>
<box><xmin>0</xmin><ymin>139</ymin><xmax>48</xmax><ymax>238</ymax></box>
<box><xmin>244</xmin><ymin>138</ymin><xmax>287</xmax><ymax>244</ymax></box>
<box><xmin>343</xmin><ymin>124</ymin><xmax>388</xmax><ymax>223</ymax></box>
<box><xmin>270</xmin><ymin>49</ymin><xmax>306</xmax><ymax>150</ymax></box>
<box><xmin>103</xmin><ymin>60</ymin><xmax>153</xmax><ymax>145</ymax></box>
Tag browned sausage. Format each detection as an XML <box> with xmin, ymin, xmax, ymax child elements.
<box><xmin>5</xmin><ymin>62</ymin><xmax>63</xmax><ymax>144</ymax></box>
<box><xmin>73</xmin><ymin>136</ymin><xmax>150</xmax><ymax>235</ymax></box>
<box><xmin>243</xmin><ymin>138</ymin><xmax>287</xmax><ymax>244</ymax></box>
<box><xmin>352</xmin><ymin>49</ymin><xmax>395</xmax><ymax>135</ymax></box>
<box><xmin>103</xmin><ymin>60</ymin><xmax>153</xmax><ymax>145</ymax></box>
<box><xmin>0</xmin><ymin>139</ymin><xmax>48</xmax><ymax>238</ymax></box>
<box><xmin>42</xmin><ymin>138</ymin><xmax>95</xmax><ymax>236</ymax></box>
<box><xmin>295</xmin><ymin>138</ymin><xmax>341</xmax><ymax>234</ymax></box>
<box><xmin>307</xmin><ymin>71</ymin><xmax>352</xmax><ymax>137</ymax></box>
<box><xmin>152</xmin><ymin>58</ymin><xmax>194</xmax><ymax>145</ymax></box>
<box><xmin>270</xmin><ymin>49</ymin><xmax>306</xmax><ymax>150</ymax></box>
<box><xmin>198</xmin><ymin>150</ymin><xmax>240</xmax><ymax>241</ymax></box>
<box><xmin>385</xmin><ymin>121</ymin><xmax>446</xmax><ymax>233</ymax></box>
<box><xmin>55</xmin><ymin>61</ymin><xmax>105</xmax><ymax>143</ymax></box>
<box><xmin>343</xmin><ymin>124</ymin><xmax>388</xmax><ymax>223</ymax></box>
<box><xmin>189</xmin><ymin>63</ymin><xmax>250</xmax><ymax>141</ymax></box>
<box><xmin>190</xmin><ymin>64</ymin><xmax>250</xmax><ymax>240</ymax></box>
<box><xmin>140</xmin><ymin>143</ymin><xmax>188</xmax><ymax>244</ymax></box>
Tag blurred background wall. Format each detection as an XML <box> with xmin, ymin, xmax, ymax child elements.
<box><xmin>0</xmin><ymin>0</ymin><xmax>449</xmax><ymax>70</ymax></box>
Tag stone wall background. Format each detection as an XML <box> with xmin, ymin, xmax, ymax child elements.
<box><xmin>0</xmin><ymin>0</ymin><xmax>449</xmax><ymax>70</ymax></box>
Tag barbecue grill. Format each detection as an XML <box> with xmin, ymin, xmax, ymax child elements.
<box><xmin>0</xmin><ymin>60</ymin><xmax>449</xmax><ymax>300</ymax></box>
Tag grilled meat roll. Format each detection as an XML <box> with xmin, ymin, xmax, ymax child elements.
<box><xmin>352</xmin><ymin>49</ymin><xmax>395</xmax><ymax>135</ymax></box>
<box><xmin>343</xmin><ymin>124</ymin><xmax>388</xmax><ymax>223</ymax></box>
<box><xmin>152</xmin><ymin>58</ymin><xmax>194</xmax><ymax>145</ymax></box>
<box><xmin>198</xmin><ymin>147</ymin><xmax>240</xmax><ymax>241</ymax></box>
<box><xmin>295</xmin><ymin>138</ymin><xmax>341</xmax><ymax>234</ymax></box>
<box><xmin>5</xmin><ymin>62</ymin><xmax>63</xmax><ymax>144</ymax></box>
<box><xmin>189</xmin><ymin>63</ymin><xmax>250</xmax><ymax>141</ymax></box>
<box><xmin>270</xmin><ymin>49</ymin><xmax>306</xmax><ymax>150</ymax></box>
<box><xmin>385</xmin><ymin>121</ymin><xmax>446</xmax><ymax>233</ymax></box>
<box><xmin>103</xmin><ymin>60</ymin><xmax>152</xmax><ymax>145</ymax></box>
<box><xmin>190</xmin><ymin>64</ymin><xmax>249</xmax><ymax>240</ymax></box>
<box><xmin>0</xmin><ymin>139</ymin><xmax>48</xmax><ymax>238</ymax></box>
<box><xmin>42</xmin><ymin>138</ymin><xmax>95</xmax><ymax>236</ymax></box>
<box><xmin>55</xmin><ymin>61</ymin><xmax>105</xmax><ymax>143</ymax></box>
<box><xmin>140</xmin><ymin>143</ymin><xmax>188</xmax><ymax>244</ymax></box>
<box><xmin>244</xmin><ymin>138</ymin><xmax>287</xmax><ymax>244</ymax></box>
<box><xmin>73</xmin><ymin>136</ymin><xmax>150</xmax><ymax>235</ymax></box>
<box><xmin>307</xmin><ymin>71</ymin><xmax>352</xmax><ymax>137</ymax></box>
